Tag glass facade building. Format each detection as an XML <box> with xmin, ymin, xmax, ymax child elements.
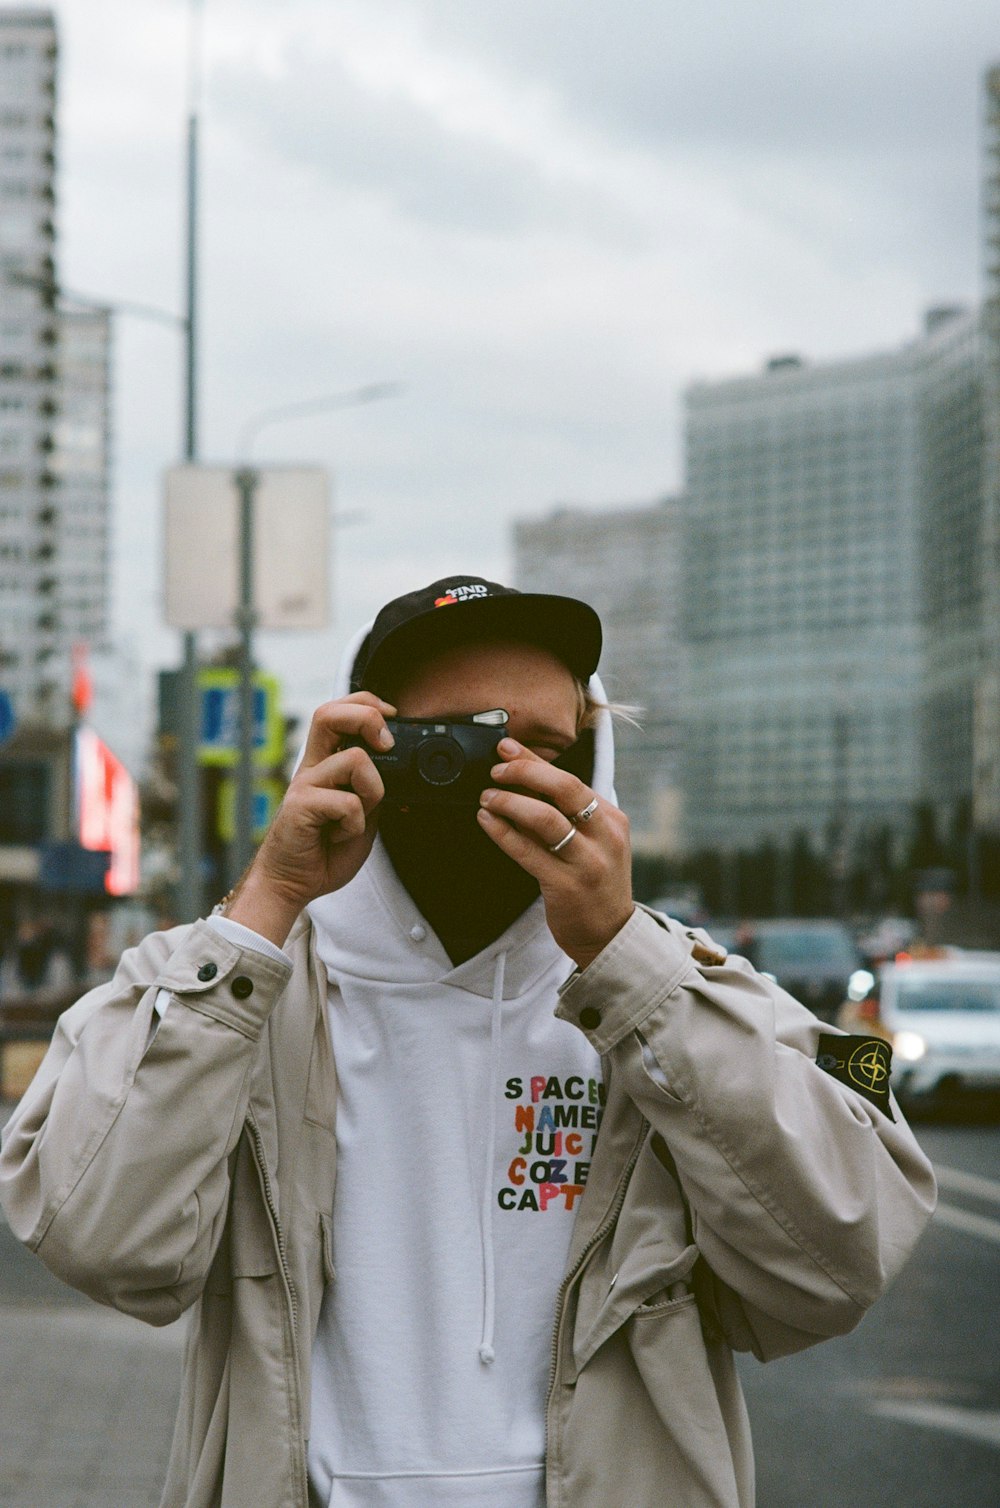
<box><xmin>919</xmin><ymin>311</ymin><xmax>985</xmax><ymax>814</ymax></box>
<box><xmin>513</xmin><ymin>498</ymin><xmax>684</xmax><ymax>852</ymax></box>
<box><xmin>681</xmin><ymin>309</ymin><xmax>983</xmax><ymax>854</ymax></box>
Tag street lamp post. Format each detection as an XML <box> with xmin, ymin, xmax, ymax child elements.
<box><xmin>227</xmin><ymin>382</ymin><xmax>403</xmax><ymax>878</ymax></box>
<box><xmin>232</xmin><ymin>466</ymin><xmax>258</xmax><ymax>878</ymax></box>
<box><xmin>177</xmin><ymin>0</ymin><xmax>206</xmax><ymax>921</ymax></box>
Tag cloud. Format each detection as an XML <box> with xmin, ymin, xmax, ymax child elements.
<box><xmin>410</xmin><ymin>0</ymin><xmax>993</xmax><ymax>155</ymax></box>
<box><xmin>207</xmin><ymin>33</ymin><xmax>645</xmax><ymax>247</ymax></box>
<box><xmin>407</xmin><ymin>0</ymin><xmax>993</xmax><ymax>291</ymax></box>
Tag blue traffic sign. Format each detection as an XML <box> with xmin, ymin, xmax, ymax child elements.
<box><xmin>201</xmin><ymin>684</ymin><xmax>268</xmax><ymax>749</ymax></box>
<box><xmin>197</xmin><ymin>670</ymin><xmax>283</xmax><ymax>767</ymax></box>
<box><xmin>0</xmin><ymin>690</ymin><xmax>15</xmax><ymax>744</ymax></box>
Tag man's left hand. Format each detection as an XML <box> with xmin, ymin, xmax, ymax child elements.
<box><xmin>477</xmin><ymin>738</ymin><xmax>634</xmax><ymax>971</ymax></box>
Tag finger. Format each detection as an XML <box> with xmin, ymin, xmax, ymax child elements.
<box><xmin>303</xmin><ymin>744</ymin><xmax>385</xmax><ymax>812</ymax></box>
<box><xmin>491</xmin><ymin>740</ymin><xmax>594</xmax><ymax>817</ymax></box>
<box><xmin>301</xmin><ymin>694</ymin><xmax>396</xmax><ymax>768</ymax></box>
<box><xmin>284</xmin><ymin>785</ymin><xmax>369</xmax><ymax>841</ymax></box>
<box><xmin>479</xmin><ymin>788</ymin><xmax>580</xmax><ymax>851</ymax></box>
<box><xmin>300</xmin><ymin>694</ymin><xmax>396</xmax><ymax>771</ymax></box>
<box><xmin>476</xmin><ymin>806</ymin><xmax>555</xmax><ymax>879</ymax></box>
<box><xmin>317</xmin><ymin>790</ymin><xmax>369</xmax><ymax>841</ymax></box>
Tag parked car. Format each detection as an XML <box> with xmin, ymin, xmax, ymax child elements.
<box><xmin>729</xmin><ymin>919</ymin><xmax>864</xmax><ymax>1023</ymax></box>
<box><xmin>649</xmin><ymin>892</ymin><xmax>709</xmax><ymax>929</ymax></box>
<box><xmin>838</xmin><ymin>956</ymin><xmax>1000</xmax><ymax>1111</ymax></box>
<box><xmin>856</xmin><ymin>915</ymin><xmax>918</xmax><ymax>968</ymax></box>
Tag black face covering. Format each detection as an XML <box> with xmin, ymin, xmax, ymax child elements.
<box><xmin>378</xmin><ymin>730</ymin><xmax>595</xmax><ymax>967</ymax></box>
<box><xmin>379</xmin><ymin>804</ymin><xmax>540</xmax><ymax>966</ymax></box>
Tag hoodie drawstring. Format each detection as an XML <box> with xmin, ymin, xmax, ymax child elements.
<box><xmin>478</xmin><ymin>950</ymin><xmax>506</xmax><ymax>1365</ymax></box>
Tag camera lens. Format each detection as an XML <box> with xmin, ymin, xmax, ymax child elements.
<box><xmin>416</xmin><ymin>733</ymin><xmax>464</xmax><ymax>786</ymax></box>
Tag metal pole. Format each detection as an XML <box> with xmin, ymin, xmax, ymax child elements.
<box><xmin>233</xmin><ymin>468</ymin><xmax>258</xmax><ymax>882</ymax></box>
<box><xmin>831</xmin><ymin>707</ymin><xmax>849</xmax><ymax>918</ymax></box>
<box><xmin>175</xmin><ymin>9</ymin><xmax>203</xmax><ymax>921</ymax></box>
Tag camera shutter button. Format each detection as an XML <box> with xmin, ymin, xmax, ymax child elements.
<box><xmin>409</xmin><ymin>923</ymin><xmax>427</xmax><ymax>943</ymax></box>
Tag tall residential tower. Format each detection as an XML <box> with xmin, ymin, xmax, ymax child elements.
<box><xmin>0</xmin><ymin>7</ymin><xmax>60</xmax><ymax>719</ymax></box>
<box><xmin>975</xmin><ymin>66</ymin><xmax>1000</xmax><ymax>838</ymax></box>
<box><xmin>0</xmin><ymin>8</ymin><xmax>111</xmax><ymax>729</ymax></box>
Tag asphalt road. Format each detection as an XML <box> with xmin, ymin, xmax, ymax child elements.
<box><xmin>1</xmin><ymin>1111</ymin><xmax>997</xmax><ymax>1506</ymax></box>
<box><xmin>740</xmin><ymin>1115</ymin><xmax>1000</xmax><ymax>1507</ymax></box>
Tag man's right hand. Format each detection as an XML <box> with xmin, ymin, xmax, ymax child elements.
<box><xmin>224</xmin><ymin>692</ymin><xmax>395</xmax><ymax>946</ymax></box>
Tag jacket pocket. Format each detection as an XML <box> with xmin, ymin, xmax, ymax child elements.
<box><xmin>204</xmin><ymin>1137</ymin><xmax>279</xmax><ymax>1293</ymax></box>
<box><xmin>572</xmin><ymin>1242</ymin><xmax>700</xmax><ymax>1375</ymax></box>
<box><xmin>319</xmin><ymin>1210</ymin><xmax>335</xmax><ymax>1286</ymax></box>
<box><xmin>633</xmin><ymin>1284</ymin><xmax>695</xmax><ymax>1317</ymax></box>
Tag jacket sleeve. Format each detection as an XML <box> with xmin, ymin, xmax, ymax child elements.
<box><xmin>0</xmin><ymin>920</ymin><xmax>293</xmax><ymax>1326</ymax></box>
<box><xmin>555</xmin><ymin>906</ymin><xmax>937</xmax><ymax>1361</ymax></box>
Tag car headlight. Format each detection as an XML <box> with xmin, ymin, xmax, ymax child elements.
<box><xmin>893</xmin><ymin>1030</ymin><xmax>927</xmax><ymax>1062</ymax></box>
<box><xmin>848</xmin><ymin>969</ymin><xmax>876</xmax><ymax>1001</ymax></box>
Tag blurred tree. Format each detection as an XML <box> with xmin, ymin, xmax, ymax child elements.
<box><xmin>630</xmin><ymin>852</ymin><xmax>676</xmax><ymax>904</ymax></box>
<box><xmin>906</xmin><ymin>801</ymin><xmax>946</xmax><ymax>873</ymax></box>
<box><xmin>790</xmin><ymin>830</ymin><xmax>828</xmax><ymax>916</ymax></box>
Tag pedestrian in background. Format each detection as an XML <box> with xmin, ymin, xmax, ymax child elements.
<box><xmin>0</xmin><ymin>915</ymin><xmax>74</xmax><ymax>1002</ymax></box>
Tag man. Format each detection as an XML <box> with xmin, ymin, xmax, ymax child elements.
<box><xmin>0</xmin><ymin>576</ymin><xmax>935</xmax><ymax>1508</ymax></box>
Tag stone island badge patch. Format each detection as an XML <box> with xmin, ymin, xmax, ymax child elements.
<box><xmin>816</xmin><ymin>1034</ymin><xmax>895</xmax><ymax>1121</ymax></box>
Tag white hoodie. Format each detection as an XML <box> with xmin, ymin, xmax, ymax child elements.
<box><xmin>303</xmin><ymin>627</ymin><xmax>615</xmax><ymax>1508</ymax></box>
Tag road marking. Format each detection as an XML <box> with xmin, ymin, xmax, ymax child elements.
<box><xmin>933</xmin><ymin>1162</ymin><xmax>1000</xmax><ymax>1205</ymax></box>
<box><xmin>870</xmin><ymin>1399</ymin><xmax>1000</xmax><ymax>1449</ymax></box>
<box><xmin>933</xmin><ymin>1200</ymin><xmax>1000</xmax><ymax>1244</ymax></box>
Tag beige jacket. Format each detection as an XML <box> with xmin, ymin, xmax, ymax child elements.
<box><xmin>0</xmin><ymin>905</ymin><xmax>936</xmax><ymax>1507</ymax></box>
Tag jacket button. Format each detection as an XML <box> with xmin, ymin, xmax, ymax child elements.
<box><xmin>196</xmin><ymin>962</ymin><xmax>218</xmax><ymax>982</ymax></box>
<box><xmin>580</xmin><ymin>1006</ymin><xmax>602</xmax><ymax>1030</ymax></box>
<box><xmin>231</xmin><ymin>976</ymin><xmax>254</xmax><ymax>1000</ymax></box>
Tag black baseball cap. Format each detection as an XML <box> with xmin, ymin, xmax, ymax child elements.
<box><xmin>351</xmin><ymin>575</ymin><xmax>602</xmax><ymax>696</ymax></box>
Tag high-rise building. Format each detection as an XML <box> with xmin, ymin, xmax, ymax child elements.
<box><xmin>681</xmin><ymin>307</ymin><xmax>984</xmax><ymax>855</ymax></box>
<box><xmin>51</xmin><ymin>302</ymin><xmax>112</xmax><ymax>652</ymax></box>
<box><xmin>975</xmin><ymin>65</ymin><xmax>1000</xmax><ymax>838</ymax></box>
<box><xmin>0</xmin><ymin>9</ymin><xmax>112</xmax><ymax>728</ymax></box>
<box><xmin>513</xmin><ymin>499</ymin><xmax>683</xmax><ymax>853</ymax></box>
<box><xmin>919</xmin><ymin>308</ymin><xmax>985</xmax><ymax>816</ymax></box>
<box><xmin>0</xmin><ymin>7</ymin><xmax>59</xmax><ymax>719</ymax></box>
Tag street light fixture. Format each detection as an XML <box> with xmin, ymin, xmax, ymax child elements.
<box><xmin>4</xmin><ymin>270</ymin><xmax>183</xmax><ymax>330</ymax></box>
<box><xmin>238</xmin><ymin>382</ymin><xmax>405</xmax><ymax>459</ymax></box>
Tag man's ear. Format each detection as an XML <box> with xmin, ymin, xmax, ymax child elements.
<box><xmin>553</xmin><ymin>728</ymin><xmax>595</xmax><ymax>786</ymax></box>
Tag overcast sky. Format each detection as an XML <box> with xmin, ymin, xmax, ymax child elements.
<box><xmin>50</xmin><ymin>0</ymin><xmax>998</xmax><ymax>763</ymax></box>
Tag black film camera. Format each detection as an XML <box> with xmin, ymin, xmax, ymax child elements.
<box><xmin>348</xmin><ymin>708</ymin><xmax>509</xmax><ymax>806</ymax></box>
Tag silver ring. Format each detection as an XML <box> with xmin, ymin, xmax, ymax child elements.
<box><xmin>573</xmin><ymin>798</ymin><xmax>599</xmax><ymax>824</ymax></box>
<box><xmin>548</xmin><ymin>826</ymin><xmax>577</xmax><ymax>855</ymax></box>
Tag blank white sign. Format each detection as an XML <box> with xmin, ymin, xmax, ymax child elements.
<box><xmin>164</xmin><ymin>464</ymin><xmax>330</xmax><ymax>630</ymax></box>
